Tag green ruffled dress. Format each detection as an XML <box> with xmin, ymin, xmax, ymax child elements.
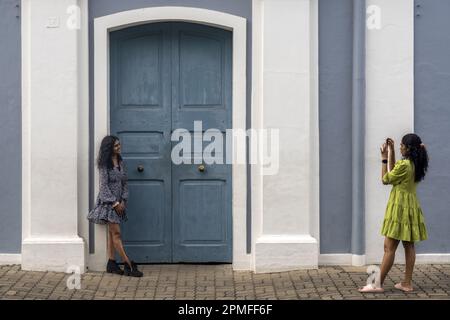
<box><xmin>381</xmin><ymin>159</ymin><xmax>428</xmax><ymax>242</ymax></box>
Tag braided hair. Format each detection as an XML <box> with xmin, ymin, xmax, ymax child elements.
<box><xmin>401</xmin><ymin>133</ymin><xmax>429</xmax><ymax>182</ymax></box>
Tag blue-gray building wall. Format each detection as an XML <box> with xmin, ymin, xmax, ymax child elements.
<box><xmin>1</xmin><ymin>0</ymin><xmax>450</xmax><ymax>256</ymax></box>
<box><xmin>414</xmin><ymin>0</ymin><xmax>450</xmax><ymax>253</ymax></box>
<box><xmin>319</xmin><ymin>0</ymin><xmax>353</xmax><ymax>253</ymax></box>
<box><xmin>0</xmin><ymin>0</ymin><xmax>22</xmax><ymax>253</ymax></box>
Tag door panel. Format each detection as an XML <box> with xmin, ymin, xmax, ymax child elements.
<box><xmin>119</xmin><ymin>35</ymin><xmax>161</xmax><ymax>106</ymax></box>
<box><xmin>123</xmin><ymin>181</ymin><xmax>168</xmax><ymax>261</ymax></box>
<box><xmin>110</xmin><ymin>23</ymin><xmax>172</xmax><ymax>262</ymax></box>
<box><xmin>179</xmin><ymin>180</ymin><xmax>227</xmax><ymax>243</ymax></box>
<box><xmin>180</xmin><ymin>33</ymin><xmax>223</xmax><ymax>106</ymax></box>
<box><xmin>171</xmin><ymin>23</ymin><xmax>232</xmax><ymax>263</ymax></box>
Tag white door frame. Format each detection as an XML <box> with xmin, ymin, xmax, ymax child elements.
<box><xmin>88</xmin><ymin>6</ymin><xmax>249</xmax><ymax>271</ymax></box>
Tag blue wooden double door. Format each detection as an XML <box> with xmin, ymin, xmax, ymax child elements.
<box><xmin>109</xmin><ymin>22</ymin><xmax>232</xmax><ymax>263</ymax></box>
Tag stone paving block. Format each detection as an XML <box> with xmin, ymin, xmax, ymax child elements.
<box><xmin>0</xmin><ymin>264</ymin><xmax>449</xmax><ymax>300</ymax></box>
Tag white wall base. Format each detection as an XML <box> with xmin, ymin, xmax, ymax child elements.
<box><xmin>415</xmin><ymin>254</ymin><xmax>450</xmax><ymax>264</ymax></box>
<box><xmin>232</xmin><ymin>255</ymin><xmax>252</xmax><ymax>271</ymax></box>
<box><xmin>254</xmin><ymin>235</ymin><xmax>318</xmax><ymax>273</ymax></box>
<box><xmin>319</xmin><ymin>254</ymin><xmax>366</xmax><ymax>266</ymax></box>
<box><xmin>319</xmin><ymin>254</ymin><xmax>353</xmax><ymax>266</ymax></box>
<box><xmin>320</xmin><ymin>253</ymin><xmax>450</xmax><ymax>266</ymax></box>
<box><xmin>369</xmin><ymin>253</ymin><xmax>450</xmax><ymax>265</ymax></box>
<box><xmin>88</xmin><ymin>254</ymin><xmax>106</xmax><ymax>272</ymax></box>
<box><xmin>21</xmin><ymin>237</ymin><xmax>85</xmax><ymax>273</ymax></box>
<box><xmin>0</xmin><ymin>254</ymin><xmax>21</xmax><ymax>265</ymax></box>
<box><xmin>352</xmin><ymin>254</ymin><xmax>366</xmax><ymax>266</ymax></box>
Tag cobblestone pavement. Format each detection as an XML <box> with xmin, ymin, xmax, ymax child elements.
<box><xmin>0</xmin><ymin>264</ymin><xmax>449</xmax><ymax>300</ymax></box>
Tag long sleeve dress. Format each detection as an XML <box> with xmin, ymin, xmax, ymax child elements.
<box><xmin>381</xmin><ymin>159</ymin><xmax>427</xmax><ymax>242</ymax></box>
<box><xmin>87</xmin><ymin>162</ymin><xmax>129</xmax><ymax>224</ymax></box>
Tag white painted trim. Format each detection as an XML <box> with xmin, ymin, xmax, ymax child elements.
<box><xmin>91</xmin><ymin>6</ymin><xmax>248</xmax><ymax>271</ymax></box>
<box><xmin>21</xmin><ymin>0</ymin><xmax>31</xmax><ymax>246</ymax></box>
<box><xmin>78</xmin><ymin>0</ymin><xmax>90</xmax><ymax>273</ymax></box>
<box><xmin>309</xmin><ymin>0</ymin><xmax>320</xmax><ymax>246</ymax></box>
<box><xmin>250</xmin><ymin>0</ymin><xmax>264</xmax><ymax>272</ymax></box>
<box><xmin>0</xmin><ymin>254</ymin><xmax>21</xmax><ymax>265</ymax></box>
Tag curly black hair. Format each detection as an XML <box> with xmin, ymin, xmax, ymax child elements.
<box><xmin>401</xmin><ymin>133</ymin><xmax>429</xmax><ymax>182</ymax></box>
<box><xmin>97</xmin><ymin>135</ymin><xmax>122</xmax><ymax>169</ymax></box>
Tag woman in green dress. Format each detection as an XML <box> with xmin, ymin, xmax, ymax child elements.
<box><xmin>359</xmin><ymin>133</ymin><xmax>429</xmax><ymax>293</ymax></box>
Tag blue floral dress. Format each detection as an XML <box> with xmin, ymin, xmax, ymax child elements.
<box><xmin>87</xmin><ymin>162</ymin><xmax>129</xmax><ymax>224</ymax></box>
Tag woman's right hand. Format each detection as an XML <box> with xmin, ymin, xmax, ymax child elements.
<box><xmin>386</xmin><ymin>138</ymin><xmax>394</xmax><ymax>151</ymax></box>
<box><xmin>113</xmin><ymin>202</ymin><xmax>125</xmax><ymax>216</ymax></box>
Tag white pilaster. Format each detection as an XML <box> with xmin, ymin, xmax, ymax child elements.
<box><xmin>21</xmin><ymin>0</ymin><xmax>86</xmax><ymax>273</ymax></box>
<box><xmin>365</xmin><ymin>0</ymin><xmax>414</xmax><ymax>264</ymax></box>
<box><xmin>252</xmin><ymin>0</ymin><xmax>319</xmax><ymax>273</ymax></box>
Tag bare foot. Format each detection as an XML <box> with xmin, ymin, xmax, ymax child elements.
<box><xmin>394</xmin><ymin>282</ymin><xmax>414</xmax><ymax>292</ymax></box>
<box><xmin>358</xmin><ymin>284</ymin><xmax>385</xmax><ymax>293</ymax></box>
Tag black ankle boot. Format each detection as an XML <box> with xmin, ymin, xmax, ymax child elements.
<box><xmin>106</xmin><ymin>259</ymin><xmax>124</xmax><ymax>275</ymax></box>
<box><xmin>123</xmin><ymin>261</ymin><xmax>143</xmax><ymax>277</ymax></box>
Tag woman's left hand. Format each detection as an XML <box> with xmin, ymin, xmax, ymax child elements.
<box><xmin>380</xmin><ymin>142</ymin><xmax>388</xmax><ymax>159</ymax></box>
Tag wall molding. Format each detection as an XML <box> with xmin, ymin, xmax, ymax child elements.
<box><xmin>319</xmin><ymin>253</ymin><xmax>450</xmax><ymax>266</ymax></box>
<box><xmin>0</xmin><ymin>254</ymin><xmax>21</xmax><ymax>265</ymax></box>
